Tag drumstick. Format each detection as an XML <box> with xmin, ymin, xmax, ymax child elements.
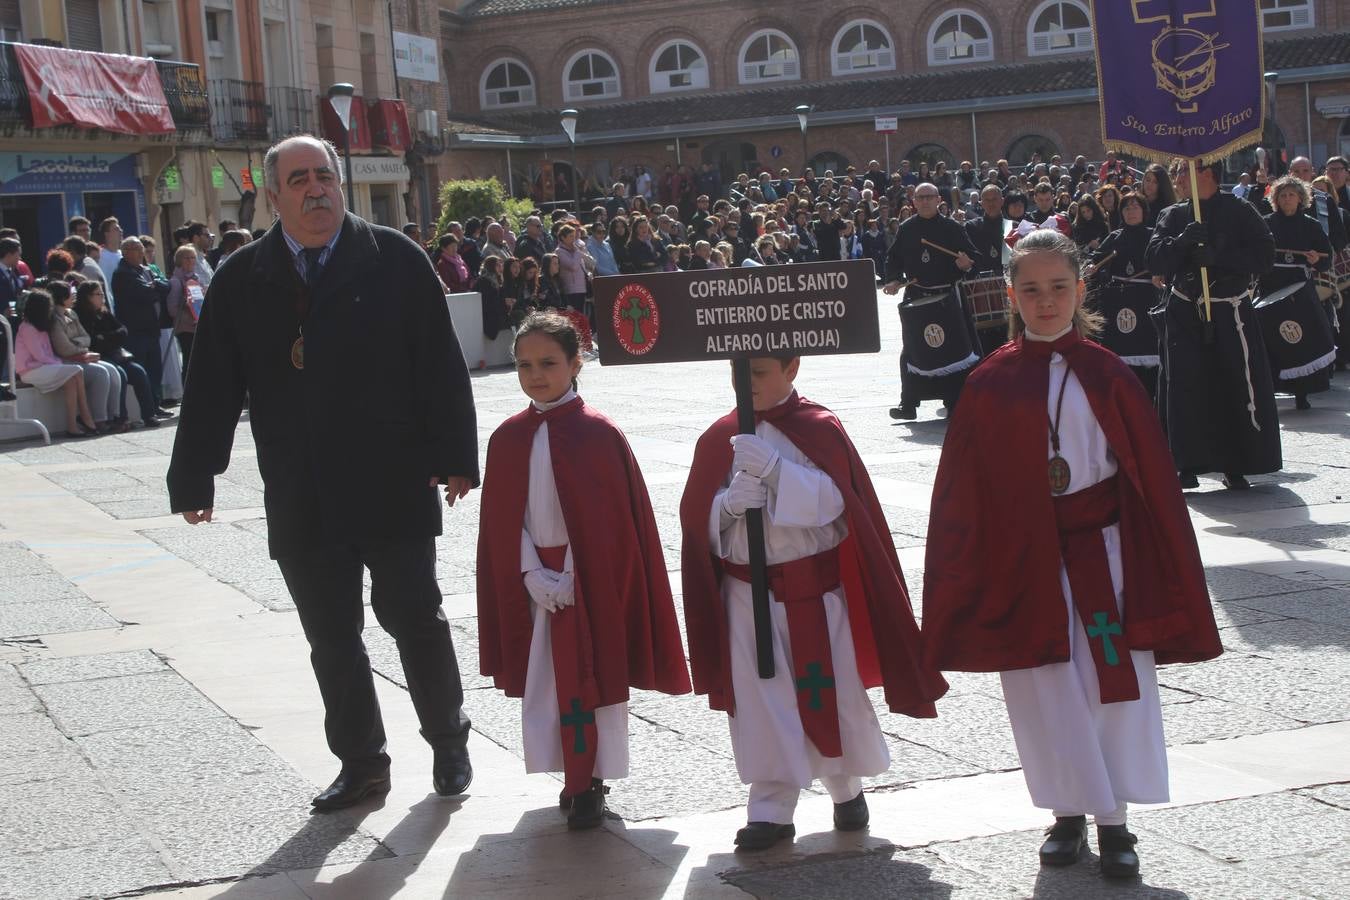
<box><xmin>921</xmin><ymin>238</ymin><xmax>961</xmax><ymax>259</ymax></box>
<box><xmin>1275</xmin><ymin>248</ymin><xmax>1326</xmax><ymax>259</ymax></box>
<box><xmin>1084</xmin><ymin>251</ymin><xmax>1116</xmax><ymax>276</ymax></box>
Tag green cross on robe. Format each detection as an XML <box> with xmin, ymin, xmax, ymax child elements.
<box><xmin>560</xmin><ymin>698</ymin><xmax>595</xmax><ymax>755</ymax></box>
<box><xmin>621</xmin><ymin>297</ymin><xmax>650</xmax><ymax>344</ymax></box>
<box><xmin>1086</xmin><ymin>612</ymin><xmax>1123</xmax><ymax>666</ymax></box>
<box><xmin>795</xmin><ymin>662</ymin><xmax>835</xmax><ymax>710</ymax></box>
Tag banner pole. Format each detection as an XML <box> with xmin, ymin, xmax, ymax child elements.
<box><xmin>1188</xmin><ymin>159</ymin><xmax>1214</xmax><ymax>324</ymax></box>
<box><xmin>731</xmin><ymin>358</ymin><xmax>775</xmax><ymax>680</ymax></box>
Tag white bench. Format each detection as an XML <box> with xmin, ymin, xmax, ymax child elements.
<box><xmin>447</xmin><ymin>291</ymin><xmax>513</xmax><ymax>370</ymax></box>
<box><xmin>0</xmin><ymin>315</ymin><xmax>49</xmax><ymax>444</ymax></box>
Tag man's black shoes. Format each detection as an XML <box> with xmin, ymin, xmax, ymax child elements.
<box><xmin>889</xmin><ymin>405</ymin><xmax>918</xmax><ymax>421</ymax></box>
<box><xmin>566</xmin><ymin>779</ymin><xmax>609</xmax><ymax>830</ymax></box>
<box><xmin>1038</xmin><ymin>815</ymin><xmax>1087</xmax><ymax>866</ymax></box>
<box><xmin>432</xmin><ymin>744</ymin><xmax>473</xmax><ymax>796</ymax></box>
<box><xmin>1178</xmin><ymin>470</ymin><xmax>1199</xmax><ymax>489</ymax></box>
<box><xmin>1223</xmin><ymin>473</ymin><xmax>1250</xmax><ymax>491</ymax></box>
<box><xmin>833</xmin><ymin>791</ymin><xmax>870</xmax><ymax>831</ymax></box>
<box><xmin>734</xmin><ymin>821</ymin><xmax>795</xmax><ymax>851</ymax></box>
<box><xmin>1097</xmin><ymin>824</ymin><xmax>1140</xmax><ymax>879</ymax></box>
<box><xmin>311</xmin><ymin>767</ymin><xmax>391</xmax><ymax>811</ymax></box>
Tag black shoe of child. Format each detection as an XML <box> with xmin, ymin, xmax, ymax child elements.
<box><xmin>734</xmin><ymin>821</ymin><xmax>795</xmax><ymax>851</ymax></box>
<box><xmin>1178</xmin><ymin>470</ymin><xmax>1199</xmax><ymax>490</ymax></box>
<box><xmin>833</xmin><ymin>791</ymin><xmax>870</xmax><ymax>831</ymax></box>
<box><xmin>1223</xmin><ymin>473</ymin><xmax>1250</xmax><ymax>491</ymax></box>
<box><xmin>565</xmin><ymin>779</ymin><xmax>608</xmax><ymax>830</ymax></box>
<box><xmin>559</xmin><ymin>789</ymin><xmax>571</xmax><ymax>811</ymax></box>
<box><xmin>889</xmin><ymin>404</ymin><xmax>918</xmax><ymax>421</ymax></box>
<box><xmin>1295</xmin><ymin>394</ymin><xmax>1312</xmax><ymax>411</ymax></box>
<box><xmin>1038</xmin><ymin>815</ymin><xmax>1087</xmax><ymax>866</ymax></box>
<box><xmin>1096</xmin><ymin>824</ymin><xmax>1140</xmax><ymax>879</ymax></box>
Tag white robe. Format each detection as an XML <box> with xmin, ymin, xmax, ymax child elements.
<box><xmin>519</xmin><ymin>390</ymin><xmax>629</xmax><ymax>780</ymax></box>
<box><xmin>999</xmin><ymin>350</ymin><xmax>1169</xmax><ymax>823</ymax></box>
<box><xmin>712</xmin><ymin>412</ymin><xmax>890</xmax><ymax>822</ymax></box>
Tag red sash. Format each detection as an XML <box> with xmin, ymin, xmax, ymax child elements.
<box><xmin>536</xmin><ymin>544</ymin><xmax>600</xmax><ymax>796</ymax></box>
<box><xmin>723</xmin><ymin>546</ymin><xmax>844</xmax><ymax>757</ymax></box>
<box><xmin>1052</xmin><ymin>477</ymin><xmax>1140</xmax><ymax>703</ymax></box>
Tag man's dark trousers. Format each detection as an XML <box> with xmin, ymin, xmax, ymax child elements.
<box><xmin>277</xmin><ymin>536</ymin><xmax>470</xmax><ymax>772</ymax></box>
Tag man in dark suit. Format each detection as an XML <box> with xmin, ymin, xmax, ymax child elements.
<box><xmin>167</xmin><ymin>135</ymin><xmax>479</xmax><ymax>811</ymax></box>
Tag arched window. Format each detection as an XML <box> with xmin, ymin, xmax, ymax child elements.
<box><xmin>906</xmin><ymin>143</ymin><xmax>952</xmax><ymax>170</ymax></box>
<box><xmin>1261</xmin><ymin>0</ymin><xmax>1313</xmax><ymax>32</ymax></box>
<box><xmin>1028</xmin><ymin>1</ymin><xmax>1091</xmax><ymax>55</ymax></box>
<box><xmin>832</xmin><ymin>20</ymin><xmax>895</xmax><ymax>75</ymax></box>
<box><xmin>564</xmin><ymin>50</ymin><xmax>620</xmax><ymax>101</ymax></box>
<box><xmin>1006</xmin><ymin>134</ymin><xmax>1060</xmax><ymax>168</ymax></box>
<box><xmin>650</xmin><ymin>40</ymin><xmax>708</xmax><ymax>92</ymax></box>
<box><xmin>739</xmin><ymin>29</ymin><xmax>800</xmax><ymax>84</ymax></box>
<box><xmin>928</xmin><ymin>11</ymin><xmax>993</xmax><ymax>65</ymax></box>
<box><xmin>481</xmin><ymin>58</ymin><xmax>535</xmax><ymax>109</ymax></box>
<box><xmin>808</xmin><ymin>151</ymin><xmax>850</xmax><ymax>177</ymax></box>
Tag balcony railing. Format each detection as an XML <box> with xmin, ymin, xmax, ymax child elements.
<box><xmin>0</xmin><ymin>42</ymin><xmax>210</xmax><ymax>134</ymax></box>
<box><xmin>209</xmin><ymin>77</ymin><xmax>269</xmax><ymax>143</ymax></box>
<box><xmin>267</xmin><ymin>85</ymin><xmax>315</xmax><ymax>142</ymax></box>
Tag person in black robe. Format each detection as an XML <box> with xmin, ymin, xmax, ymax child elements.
<box><xmin>1088</xmin><ymin>194</ymin><xmax>1161</xmax><ymax>402</ymax></box>
<box><xmin>1145</xmin><ymin>160</ymin><xmax>1279</xmax><ymax>490</ymax></box>
<box><xmin>812</xmin><ymin>205</ymin><xmax>849</xmax><ymax>262</ymax></box>
<box><xmin>1260</xmin><ymin>176</ymin><xmax>1336</xmax><ymax>409</ymax></box>
<box><xmin>963</xmin><ymin>184</ymin><xmax>1010</xmax><ymax>277</ymax></box>
<box><xmin>882</xmin><ymin>183</ymin><xmax>978</xmax><ymax>419</ymax></box>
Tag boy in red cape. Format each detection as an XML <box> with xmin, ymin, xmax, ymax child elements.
<box><xmin>478</xmin><ymin>313</ymin><xmax>690</xmax><ymax>829</ymax></box>
<box><xmin>681</xmin><ymin>355</ymin><xmax>947</xmax><ymax>851</ymax></box>
<box><xmin>924</xmin><ymin>231</ymin><xmax>1221</xmax><ymax>879</ymax></box>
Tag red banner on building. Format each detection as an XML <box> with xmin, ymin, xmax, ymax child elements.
<box><xmin>14</xmin><ymin>44</ymin><xmax>175</xmax><ymax>134</ymax></box>
<box><xmin>367</xmin><ymin>99</ymin><xmax>411</xmax><ymax>152</ymax></box>
<box><xmin>321</xmin><ymin>96</ymin><xmax>372</xmax><ymax>152</ymax></box>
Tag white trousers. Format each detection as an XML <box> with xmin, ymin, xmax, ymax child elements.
<box><xmin>77</xmin><ymin>360</ymin><xmax>123</xmax><ymax>422</ymax></box>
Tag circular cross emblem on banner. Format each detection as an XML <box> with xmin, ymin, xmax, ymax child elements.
<box><xmin>612</xmin><ymin>284</ymin><xmax>661</xmax><ymax>355</ymax></box>
<box><xmin>1116</xmin><ymin>308</ymin><xmax>1138</xmax><ymax>334</ymax></box>
<box><xmin>923</xmin><ymin>323</ymin><xmax>946</xmax><ymax>348</ymax></box>
<box><xmin>1279</xmin><ymin>320</ymin><xmax>1304</xmax><ymax>344</ymax></box>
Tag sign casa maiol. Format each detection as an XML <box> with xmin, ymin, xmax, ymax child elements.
<box><xmin>594</xmin><ymin>260</ymin><xmax>880</xmax><ymax>365</ymax></box>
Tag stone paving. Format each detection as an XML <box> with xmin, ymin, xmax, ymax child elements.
<box><xmin>1</xmin><ymin>291</ymin><xmax>1348</xmax><ymax>898</ymax></box>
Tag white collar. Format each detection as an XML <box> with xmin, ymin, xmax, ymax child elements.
<box><xmin>532</xmin><ymin>388</ymin><xmax>577</xmax><ymax>412</ymax></box>
<box><xmin>1024</xmin><ymin>323</ymin><xmax>1074</xmax><ymax>342</ymax></box>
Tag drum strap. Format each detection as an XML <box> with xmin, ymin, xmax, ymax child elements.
<box><xmin>1171</xmin><ymin>288</ymin><xmax>1260</xmax><ymax>431</ymax></box>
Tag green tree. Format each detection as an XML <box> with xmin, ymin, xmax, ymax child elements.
<box><xmin>434</xmin><ymin>177</ymin><xmax>535</xmax><ymax>238</ymax></box>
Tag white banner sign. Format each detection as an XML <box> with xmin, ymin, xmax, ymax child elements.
<box><xmin>393</xmin><ymin>31</ymin><xmax>439</xmax><ymax>83</ymax></box>
<box><xmin>874</xmin><ymin>116</ymin><xmax>898</xmax><ymax>133</ymax></box>
<box><xmin>351</xmin><ymin>157</ymin><xmax>411</xmax><ymax>184</ymax></box>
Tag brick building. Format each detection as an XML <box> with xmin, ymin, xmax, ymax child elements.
<box><xmin>434</xmin><ymin>0</ymin><xmax>1350</xmax><ymax>207</ymax></box>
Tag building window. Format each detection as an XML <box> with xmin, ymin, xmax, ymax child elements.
<box><xmin>1</xmin><ymin>0</ymin><xmax>22</xmax><ymax>42</ymax></box>
<box><xmin>832</xmin><ymin>20</ymin><xmax>895</xmax><ymax>75</ymax></box>
<box><xmin>1261</xmin><ymin>0</ymin><xmax>1313</xmax><ymax>31</ymax></box>
<box><xmin>564</xmin><ymin>50</ymin><xmax>620</xmax><ymax>101</ymax></box>
<box><xmin>65</xmin><ymin>0</ymin><xmax>103</xmax><ymax>51</ymax></box>
<box><xmin>928</xmin><ymin>11</ymin><xmax>993</xmax><ymax>65</ymax></box>
<box><xmin>481</xmin><ymin>59</ymin><xmax>535</xmax><ymax>108</ymax></box>
<box><xmin>651</xmin><ymin>40</ymin><xmax>708</xmax><ymax>93</ymax></box>
<box><xmin>739</xmin><ymin>29</ymin><xmax>800</xmax><ymax>84</ymax></box>
<box><xmin>1028</xmin><ymin>1</ymin><xmax>1091</xmax><ymax>56</ymax></box>
<box><xmin>808</xmin><ymin>151</ymin><xmax>850</xmax><ymax>177</ymax></box>
<box><xmin>140</xmin><ymin>0</ymin><xmax>179</xmax><ymax>58</ymax></box>
<box><xmin>1006</xmin><ymin>134</ymin><xmax>1060</xmax><ymax>168</ymax></box>
<box><xmin>906</xmin><ymin>143</ymin><xmax>953</xmax><ymax>170</ymax></box>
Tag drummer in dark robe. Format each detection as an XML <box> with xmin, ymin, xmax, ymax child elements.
<box><xmin>1088</xmin><ymin>193</ymin><xmax>1162</xmax><ymax>403</ymax></box>
<box><xmin>1259</xmin><ymin>176</ymin><xmax>1336</xmax><ymax>410</ymax></box>
<box><xmin>1146</xmin><ymin>160</ymin><xmax>1279</xmax><ymax>491</ymax></box>
<box><xmin>964</xmin><ymin>184</ymin><xmax>1010</xmax><ymax>277</ymax></box>
<box><xmin>882</xmin><ymin>183</ymin><xmax>978</xmax><ymax>420</ymax></box>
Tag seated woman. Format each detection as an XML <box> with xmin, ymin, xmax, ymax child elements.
<box><xmin>47</xmin><ymin>281</ymin><xmax>127</xmax><ymax>432</ymax></box>
<box><xmin>74</xmin><ymin>280</ymin><xmax>159</xmax><ymax>429</ymax></box>
<box><xmin>14</xmin><ymin>289</ymin><xmax>98</xmax><ymax>438</ymax></box>
<box><xmin>475</xmin><ymin>256</ymin><xmax>509</xmax><ymax>341</ymax></box>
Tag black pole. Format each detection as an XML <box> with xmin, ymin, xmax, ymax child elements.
<box><xmin>343</xmin><ymin>128</ymin><xmax>355</xmax><ymax>215</ymax></box>
<box><xmin>571</xmin><ymin>139</ymin><xmax>580</xmax><ymax>217</ymax></box>
<box><xmin>731</xmin><ymin>358</ymin><xmax>774</xmax><ymax>679</ymax></box>
<box><xmin>801</xmin><ymin>128</ymin><xmax>808</xmax><ymax>174</ymax></box>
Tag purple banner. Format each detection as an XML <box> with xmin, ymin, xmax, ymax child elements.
<box><xmin>1090</xmin><ymin>1</ymin><xmax>1264</xmax><ymax>163</ymax></box>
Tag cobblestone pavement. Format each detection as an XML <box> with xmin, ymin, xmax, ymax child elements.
<box><xmin>2</xmin><ymin>291</ymin><xmax>1348</xmax><ymax>899</ymax></box>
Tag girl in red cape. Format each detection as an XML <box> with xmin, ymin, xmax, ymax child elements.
<box><xmin>476</xmin><ymin>312</ymin><xmax>690</xmax><ymax>829</ymax></box>
<box><xmin>923</xmin><ymin>230</ymin><xmax>1221</xmax><ymax>880</ymax></box>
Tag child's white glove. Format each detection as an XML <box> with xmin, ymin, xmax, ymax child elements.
<box><xmin>523</xmin><ymin>568</ymin><xmax>563</xmax><ymax>612</ymax></box>
<box><xmin>730</xmin><ymin>434</ymin><xmax>781</xmax><ymax>487</ymax></box>
<box><xmin>721</xmin><ymin>471</ymin><xmax>768</xmax><ymax>518</ymax></box>
<box><xmin>552</xmin><ymin>572</ymin><xmax>576</xmax><ymax>609</ymax></box>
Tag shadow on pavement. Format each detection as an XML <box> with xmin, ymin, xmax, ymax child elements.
<box><xmin>1031</xmin><ymin>858</ymin><xmax>1190</xmax><ymax>899</ymax></box>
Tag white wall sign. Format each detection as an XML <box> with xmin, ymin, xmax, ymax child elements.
<box><xmin>352</xmin><ymin>157</ymin><xmax>411</xmax><ymax>183</ymax></box>
<box><xmin>393</xmin><ymin>31</ymin><xmax>439</xmax><ymax>83</ymax></box>
<box><xmin>874</xmin><ymin>116</ymin><xmax>898</xmax><ymax>133</ymax></box>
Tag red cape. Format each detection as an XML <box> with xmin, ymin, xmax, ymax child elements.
<box><xmin>923</xmin><ymin>331</ymin><xmax>1222</xmax><ymax>672</ymax></box>
<box><xmin>477</xmin><ymin>397</ymin><xmax>691</xmax><ymax>704</ymax></box>
<box><xmin>680</xmin><ymin>393</ymin><xmax>947</xmax><ymax>718</ymax></box>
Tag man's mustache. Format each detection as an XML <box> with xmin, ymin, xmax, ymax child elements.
<box><xmin>303</xmin><ymin>195</ymin><xmax>333</xmax><ymax>213</ymax></box>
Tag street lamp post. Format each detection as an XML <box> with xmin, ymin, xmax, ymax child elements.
<box><xmin>1264</xmin><ymin>71</ymin><xmax>1281</xmax><ymax>178</ymax></box>
<box><xmin>326</xmin><ymin>83</ymin><xmax>357</xmax><ymax>213</ymax></box>
<box><xmin>560</xmin><ymin>108</ymin><xmax>580</xmax><ymax>216</ymax></box>
<box><xmin>795</xmin><ymin>104</ymin><xmax>811</xmax><ymax>175</ymax></box>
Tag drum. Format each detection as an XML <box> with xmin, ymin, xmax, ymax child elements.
<box><xmin>1099</xmin><ymin>280</ymin><xmax>1160</xmax><ymax>367</ymax></box>
<box><xmin>1333</xmin><ymin>246</ymin><xmax>1350</xmax><ymax>288</ymax></box>
<box><xmin>961</xmin><ymin>274</ymin><xmax>1009</xmax><ymax>330</ymax></box>
<box><xmin>1316</xmin><ymin>275</ymin><xmax>1339</xmax><ymax>304</ymax></box>
<box><xmin>899</xmin><ymin>288</ymin><xmax>979</xmax><ymax>377</ymax></box>
<box><xmin>1253</xmin><ymin>281</ymin><xmax>1337</xmax><ymax>384</ymax></box>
